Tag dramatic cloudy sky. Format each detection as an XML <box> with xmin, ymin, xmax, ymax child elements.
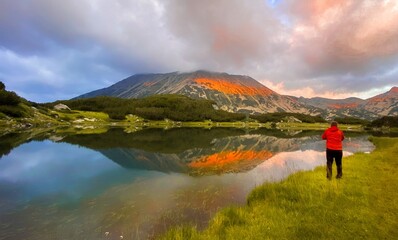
<box><xmin>1</xmin><ymin>0</ymin><xmax>398</xmax><ymax>102</ymax></box>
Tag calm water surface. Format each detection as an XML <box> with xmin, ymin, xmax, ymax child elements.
<box><xmin>0</xmin><ymin>128</ymin><xmax>374</xmax><ymax>239</ymax></box>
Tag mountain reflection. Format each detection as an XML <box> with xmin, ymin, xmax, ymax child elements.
<box><xmin>60</xmin><ymin>128</ymin><xmax>324</xmax><ymax>175</ymax></box>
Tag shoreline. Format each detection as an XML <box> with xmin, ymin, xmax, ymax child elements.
<box><xmin>0</xmin><ymin>116</ymin><xmax>364</xmax><ymax>134</ymax></box>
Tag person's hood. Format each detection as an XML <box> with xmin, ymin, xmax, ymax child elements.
<box><xmin>329</xmin><ymin>126</ymin><xmax>339</xmax><ymax>132</ymax></box>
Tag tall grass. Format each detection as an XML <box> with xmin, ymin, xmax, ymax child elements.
<box><xmin>160</xmin><ymin>137</ymin><xmax>398</xmax><ymax>239</ymax></box>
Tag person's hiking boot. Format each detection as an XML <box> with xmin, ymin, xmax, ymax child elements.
<box><xmin>336</xmin><ymin>166</ymin><xmax>343</xmax><ymax>179</ymax></box>
<box><xmin>326</xmin><ymin>163</ymin><xmax>333</xmax><ymax>180</ymax></box>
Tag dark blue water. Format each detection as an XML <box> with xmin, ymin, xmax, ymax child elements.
<box><xmin>0</xmin><ymin>128</ymin><xmax>374</xmax><ymax>239</ymax></box>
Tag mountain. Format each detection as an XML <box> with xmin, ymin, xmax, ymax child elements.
<box><xmin>78</xmin><ymin>70</ymin><xmax>397</xmax><ymax>120</ymax></box>
<box><xmin>293</xmin><ymin>96</ymin><xmax>375</xmax><ymax>119</ymax></box>
<box><xmin>296</xmin><ymin>97</ymin><xmax>365</xmax><ymax>110</ymax></box>
<box><xmin>294</xmin><ymin>87</ymin><xmax>398</xmax><ymax>119</ymax></box>
<box><xmin>78</xmin><ymin>70</ymin><xmax>320</xmax><ymax>115</ymax></box>
<box><xmin>363</xmin><ymin>87</ymin><xmax>398</xmax><ymax>116</ymax></box>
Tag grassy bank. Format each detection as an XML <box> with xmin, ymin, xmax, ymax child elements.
<box><xmin>161</xmin><ymin>137</ymin><xmax>398</xmax><ymax>239</ymax></box>
<box><xmin>276</xmin><ymin>122</ymin><xmax>362</xmax><ymax>131</ymax></box>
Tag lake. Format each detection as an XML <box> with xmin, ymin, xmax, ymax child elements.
<box><xmin>0</xmin><ymin>128</ymin><xmax>374</xmax><ymax>240</ymax></box>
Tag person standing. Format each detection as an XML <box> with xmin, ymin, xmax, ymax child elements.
<box><xmin>322</xmin><ymin>121</ymin><xmax>345</xmax><ymax>179</ymax></box>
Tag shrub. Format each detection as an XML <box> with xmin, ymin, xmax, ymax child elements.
<box><xmin>0</xmin><ymin>105</ymin><xmax>25</xmax><ymax>118</ymax></box>
<box><xmin>251</xmin><ymin>112</ymin><xmax>326</xmax><ymax>123</ymax></box>
<box><xmin>334</xmin><ymin>117</ymin><xmax>369</xmax><ymax>125</ymax></box>
<box><xmin>369</xmin><ymin>116</ymin><xmax>398</xmax><ymax>128</ymax></box>
<box><xmin>0</xmin><ymin>91</ymin><xmax>21</xmax><ymax>106</ymax></box>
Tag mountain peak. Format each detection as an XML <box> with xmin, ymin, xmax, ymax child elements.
<box><xmin>390</xmin><ymin>86</ymin><xmax>398</xmax><ymax>93</ymax></box>
<box><xmin>364</xmin><ymin>86</ymin><xmax>397</xmax><ymax>101</ymax></box>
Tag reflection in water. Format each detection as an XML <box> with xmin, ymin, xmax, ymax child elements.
<box><xmin>0</xmin><ymin>128</ymin><xmax>375</xmax><ymax>239</ymax></box>
<box><xmin>61</xmin><ymin>129</ymin><xmax>328</xmax><ymax>175</ymax></box>
<box><xmin>188</xmin><ymin>150</ymin><xmax>273</xmax><ymax>175</ymax></box>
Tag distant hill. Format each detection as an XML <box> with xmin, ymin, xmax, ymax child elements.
<box><xmin>294</xmin><ymin>87</ymin><xmax>398</xmax><ymax>119</ymax></box>
<box><xmin>77</xmin><ymin>71</ymin><xmax>398</xmax><ymax>120</ymax></box>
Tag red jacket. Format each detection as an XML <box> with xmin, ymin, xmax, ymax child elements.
<box><xmin>322</xmin><ymin>126</ymin><xmax>344</xmax><ymax>150</ymax></box>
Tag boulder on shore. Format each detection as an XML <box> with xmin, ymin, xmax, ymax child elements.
<box><xmin>54</xmin><ymin>103</ymin><xmax>71</xmax><ymax>111</ymax></box>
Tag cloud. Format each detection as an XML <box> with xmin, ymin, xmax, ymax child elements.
<box><xmin>0</xmin><ymin>0</ymin><xmax>188</xmax><ymax>101</ymax></box>
<box><xmin>275</xmin><ymin>0</ymin><xmax>398</xmax><ymax>93</ymax></box>
<box><xmin>0</xmin><ymin>47</ymin><xmax>126</xmax><ymax>102</ymax></box>
<box><xmin>163</xmin><ymin>0</ymin><xmax>287</xmax><ymax>72</ymax></box>
<box><xmin>292</xmin><ymin>0</ymin><xmax>398</xmax><ymax>72</ymax></box>
<box><xmin>1</xmin><ymin>0</ymin><xmax>190</xmax><ymax>71</ymax></box>
<box><xmin>0</xmin><ymin>0</ymin><xmax>397</xmax><ymax>101</ymax></box>
<box><xmin>160</xmin><ymin>0</ymin><xmax>398</xmax><ymax>96</ymax></box>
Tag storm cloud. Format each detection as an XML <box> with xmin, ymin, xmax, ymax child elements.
<box><xmin>0</xmin><ymin>0</ymin><xmax>397</xmax><ymax>102</ymax></box>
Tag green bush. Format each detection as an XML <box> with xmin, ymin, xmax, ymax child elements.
<box><xmin>135</xmin><ymin>107</ymin><xmax>165</xmax><ymax>120</ymax></box>
<box><xmin>108</xmin><ymin>111</ymin><xmax>128</xmax><ymax>120</ymax></box>
<box><xmin>251</xmin><ymin>112</ymin><xmax>326</xmax><ymax>123</ymax></box>
<box><xmin>0</xmin><ymin>105</ymin><xmax>25</xmax><ymax>117</ymax></box>
<box><xmin>369</xmin><ymin>116</ymin><xmax>398</xmax><ymax>128</ymax></box>
<box><xmin>334</xmin><ymin>117</ymin><xmax>369</xmax><ymax>125</ymax></box>
<box><xmin>0</xmin><ymin>90</ymin><xmax>21</xmax><ymax>106</ymax></box>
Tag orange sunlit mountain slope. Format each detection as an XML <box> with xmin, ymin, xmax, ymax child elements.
<box><xmin>194</xmin><ymin>78</ymin><xmax>274</xmax><ymax>96</ymax></box>
<box><xmin>327</xmin><ymin>103</ymin><xmax>359</xmax><ymax>109</ymax></box>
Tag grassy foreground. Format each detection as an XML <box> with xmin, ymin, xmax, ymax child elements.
<box><xmin>161</xmin><ymin>137</ymin><xmax>398</xmax><ymax>240</ymax></box>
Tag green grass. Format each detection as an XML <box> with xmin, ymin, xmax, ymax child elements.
<box><xmin>160</xmin><ymin>137</ymin><xmax>398</xmax><ymax>240</ymax></box>
<box><xmin>53</xmin><ymin>109</ymin><xmax>110</xmax><ymax>122</ymax></box>
<box><xmin>277</xmin><ymin>122</ymin><xmax>362</xmax><ymax>131</ymax></box>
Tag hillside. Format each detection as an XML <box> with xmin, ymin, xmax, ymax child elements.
<box><xmin>78</xmin><ymin>70</ymin><xmax>321</xmax><ymax>115</ymax></box>
<box><xmin>0</xmin><ymin>81</ymin><xmax>31</xmax><ymax>118</ymax></box>
<box><xmin>51</xmin><ymin>94</ymin><xmax>246</xmax><ymax>122</ymax></box>
<box><xmin>364</xmin><ymin>87</ymin><xmax>398</xmax><ymax>116</ymax></box>
<box><xmin>78</xmin><ymin>71</ymin><xmax>397</xmax><ymax>120</ymax></box>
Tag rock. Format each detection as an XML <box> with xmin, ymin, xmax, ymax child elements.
<box><xmin>12</xmin><ymin>122</ymin><xmax>33</xmax><ymax>129</ymax></box>
<box><xmin>283</xmin><ymin>116</ymin><xmax>302</xmax><ymax>123</ymax></box>
<box><xmin>54</xmin><ymin>103</ymin><xmax>71</xmax><ymax>111</ymax></box>
<box><xmin>49</xmin><ymin>136</ymin><xmax>64</xmax><ymax>142</ymax></box>
<box><xmin>73</xmin><ymin>119</ymin><xmax>85</xmax><ymax>123</ymax></box>
<box><xmin>83</xmin><ymin>118</ymin><xmax>97</xmax><ymax>122</ymax></box>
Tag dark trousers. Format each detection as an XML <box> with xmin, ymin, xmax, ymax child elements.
<box><xmin>326</xmin><ymin>149</ymin><xmax>343</xmax><ymax>179</ymax></box>
<box><xmin>326</xmin><ymin>149</ymin><xmax>343</xmax><ymax>167</ymax></box>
